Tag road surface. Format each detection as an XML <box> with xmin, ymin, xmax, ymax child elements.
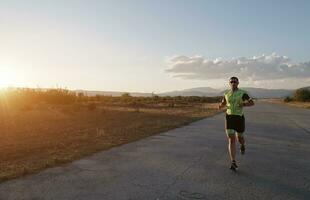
<box><xmin>0</xmin><ymin>101</ymin><xmax>309</xmax><ymax>200</ymax></box>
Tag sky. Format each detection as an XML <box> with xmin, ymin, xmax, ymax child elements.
<box><xmin>0</xmin><ymin>0</ymin><xmax>310</xmax><ymax>93</ymax></box>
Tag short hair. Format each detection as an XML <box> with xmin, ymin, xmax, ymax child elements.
<box><xmin>229</xmin><ymin>76</ymin><xmax>239</xmax><ymax>82</ymax></box>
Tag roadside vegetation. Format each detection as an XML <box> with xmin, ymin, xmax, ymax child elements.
<box><xmin>284</xmin><ymin>88</ymin><xmax>310</xmax><ymax>102</ymax></box>
<box><xmin>0</xmin><ymin>87</ymin><xmax>223</xmax><ymax>181</ymax></box>
<box><xmin>263</xmin><ymin>88</ymin><xmax>310</xmax><ymax>109</ymax></box>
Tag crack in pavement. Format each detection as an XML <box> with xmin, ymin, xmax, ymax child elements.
<box><xmin>155</xmin><ymin>153</ymin><xmax>205</xmax><ymax>200</ymax></box>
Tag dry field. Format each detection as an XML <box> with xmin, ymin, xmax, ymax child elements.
<box><xmin>260</xmin><ymin>98</ymin><xmax>310</xmax><ymax>109</ymax></box>
<box><xmin>0</xmin><ymin>101</ymin><xmax>222</xmax><ymax>181</ymax></box>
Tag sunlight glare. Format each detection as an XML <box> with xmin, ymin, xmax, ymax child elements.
<box><xmin>0</xmin><ymin>68</ymin><xmax>18</xmax><ymax>88</ymax></box>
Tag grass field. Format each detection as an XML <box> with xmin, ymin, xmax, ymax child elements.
<box><xmin>260</xmin><ymin>98</ymin><xmax>310</xmax><ymax>109</ymax></box>
<box><xmin>0</xmin><ymin>91</ymin><xmax>222</xmax><ymax>181</ymax></box>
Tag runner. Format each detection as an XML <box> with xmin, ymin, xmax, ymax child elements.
<box><xmin>218</xmin><ymin>77</ymin><xmax>254</xmax><ymax>171</ymax></box>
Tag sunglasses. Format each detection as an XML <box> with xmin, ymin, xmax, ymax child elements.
<box><xmin>230</xmin><ymin>80</ymin><xmax>238</xmax><ymax>83</ymax></box>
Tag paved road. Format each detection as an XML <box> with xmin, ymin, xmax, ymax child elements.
<box><xmin>0</xmin><ymin>101</ymin><xmax>309</xmax><ymax>200</ymax></box>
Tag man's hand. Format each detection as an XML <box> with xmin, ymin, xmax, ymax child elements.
<box><xmin>240</xmin><ymin>99</ymin><xmax>254</xmax><ymax>107</ymax></box>
<box><xmin>218</xmin><ymin>103</ymin><xmax>226</xmax><ymax>110</ymax></box>
<box><xmin>218</xmin><ymin>96</ymin><xmax>226</xmax><ymax>110</ymax></box>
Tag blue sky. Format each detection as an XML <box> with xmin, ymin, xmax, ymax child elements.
<box><xmin>1</xmin><ymin>0</ymin><xmax>310</xmax><ymax>92</ymax></box>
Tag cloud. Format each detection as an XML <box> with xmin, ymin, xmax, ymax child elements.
<box><xmin>165</xmin><ymin>53</ymin><xmax>310</xmax><ymax>82</ymax></box>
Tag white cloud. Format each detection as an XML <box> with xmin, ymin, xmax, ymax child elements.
<box><xmin>165</xmin><ymin>53</ymin><xmax>310</xmax><ymax>82</ymax></box>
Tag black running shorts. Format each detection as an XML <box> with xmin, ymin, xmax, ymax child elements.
<box><xmin>225</xmin><ymin>113</ymin><xmax>245</xmax><ymax>133</ymax></box>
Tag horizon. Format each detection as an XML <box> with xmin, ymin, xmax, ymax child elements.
<box><xmin>2</xmin><ymin>84</ymin><xmax>307</xmax><ymax>95</ymax></box>
<box><xmin>1</xmin><ymin>0</ymin><xmax>310</xmax><ymax>92</ymax></box>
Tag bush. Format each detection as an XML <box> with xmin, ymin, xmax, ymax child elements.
<box><xmin>121</xmin><ymin>92</ymin><xmax>131</xmax><ymax>98</ymax></box>
<box><xmin>284</xmin><ymin>96</ymin><xmax>293</xmax><ymax>102</ymax></box>
<box><xmin>293</xmin><ymin>88</ymin><xmax>310</xmax><ymax>102</ymax></box>
<box><xmin>43</xmin><ymin>89</ymin><xmax>77</xmax><ymax>104</ymax></box>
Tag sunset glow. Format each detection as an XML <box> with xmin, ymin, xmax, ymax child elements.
<box><xmin>0</xmin><ymin>1</ymin><xmax>309</xmax><ymax>92</ymax></box>
<box><xmin>0</xmin><ymin>68</ymin><xmax>17</xmax><ymax>88</ymax></box>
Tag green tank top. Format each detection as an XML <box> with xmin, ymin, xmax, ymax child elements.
<box><xmin>224</xmin><ymin>89</ymin><xmax>248</xmax><ymax>116</ymax></box>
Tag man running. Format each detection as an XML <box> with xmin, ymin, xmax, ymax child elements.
<box><xmin>218</xmin><ymin>77</ymin><xmax>254</xmax><ymax>171</ymax></box>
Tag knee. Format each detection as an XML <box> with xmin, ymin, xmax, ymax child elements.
<box><xmin>228</xmin><ymin>137</ymin><xmax>236</xmax><ymax>144</ymax></box>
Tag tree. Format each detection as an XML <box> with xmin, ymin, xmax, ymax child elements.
<box><xmin>293</xmin><ymin>88</ymin><xmax>310</xmax><ymax>102</ymax></box>
<box><xmin>121</xmin><ymin>92</ymin><xmax>131</xmax><ymax>98</ymax></box>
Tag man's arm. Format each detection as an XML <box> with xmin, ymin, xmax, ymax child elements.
<box><xmin>218</xmin><ymin>96</ymin><xmax>226</xmax><ymax>109</ymax></box>
<box><xmin>242</xmin><ymin>93</ymin><xmax>254</xmax><ymax>107</ymax></box>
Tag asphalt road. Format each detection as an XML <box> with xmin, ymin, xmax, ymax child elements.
<box><xmin>0</xmin><ymin>101</ymin><xmax>309</xmax><ymax>200</ymax></box>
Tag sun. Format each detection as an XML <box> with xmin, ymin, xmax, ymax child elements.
<box><xmin>0</xmin><ymin>68</ymin><xmax>18</xmax><ymax>88</ymax></box>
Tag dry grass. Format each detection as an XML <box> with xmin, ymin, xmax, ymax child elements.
<box><xmin>0</xmin><ymin>102</ymin><xmax>222</xmax><ymax>182</ymax></box>
<box><xmin>260</xmin><ymin>98</ymin><xmax>310</xmax><ymax>109</ymax></box>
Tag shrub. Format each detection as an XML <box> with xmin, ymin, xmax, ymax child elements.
<box><xmin>293</xmin><ymin>88</ymin><xmax>310</xmax><ymax>102</ymax></box>
<box><xmin>121</xmin><ymin>92</ymin><xmax>131</xmax><ymax>98</ymax></box>
<box><xmin>168</xmin><ymin>103</ymin><xmax>175</xmax><ymax>108</ymax></box>
<box><xmin>43</xmin><ymin>89</ymin><xmax>76</xmax><ymax>104</ymax></box>
<box><xmin>284</xmin><ymin>96</ymin><xmax>293</xmax><ymax>102</ymax></box>
<box><xmin>130</xmin><ymin>101</ymin><xmax>141</xmax><ymax>112</ymax></box>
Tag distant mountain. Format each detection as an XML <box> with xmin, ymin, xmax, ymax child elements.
<box><xmin>219</xmin><ymin>87</ymin><xmax>295</xmax><ymax>99</ymax></box>
<box><xmin>74</xmin><ymin>90</ymin><xmax>153</xmax><ymax>97</ymax></box>
<box><xmin>158</xmin><ymin>87</ymin><xmax>303</xmax><ymax>98</ymax></box>
<box><xmin>7</xmin><ymin>86</ymin><xmax>309</xmax><ymax>98</ymax></box>
<box><xmin>158</xmin><ymin>87</ymin><xmax>222</xmax><ymax>97</ymax></box>
<box><xmin>182</xmin><ymin>87</ymin><xmax>220</xmax><ymax>93</ymax></box>
<box><xmin>74</xmin><ymin>85</ymin><xmax>310</xmax><ymax>98</ymax></box>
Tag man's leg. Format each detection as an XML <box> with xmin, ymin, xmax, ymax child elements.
<box><xmin>237</xmin><ymin>132</ymin><xmax>245</xmax><ymax>154</ymax></box>
<box><xmin>237</xmin><ymin>132</ymin><xmax>245</xmax><ymax>145</ymax></box>
<box><xmin>226</xmin><ymin>129</ymin><xmax>236</xmax><ymax>161</ymax></box>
